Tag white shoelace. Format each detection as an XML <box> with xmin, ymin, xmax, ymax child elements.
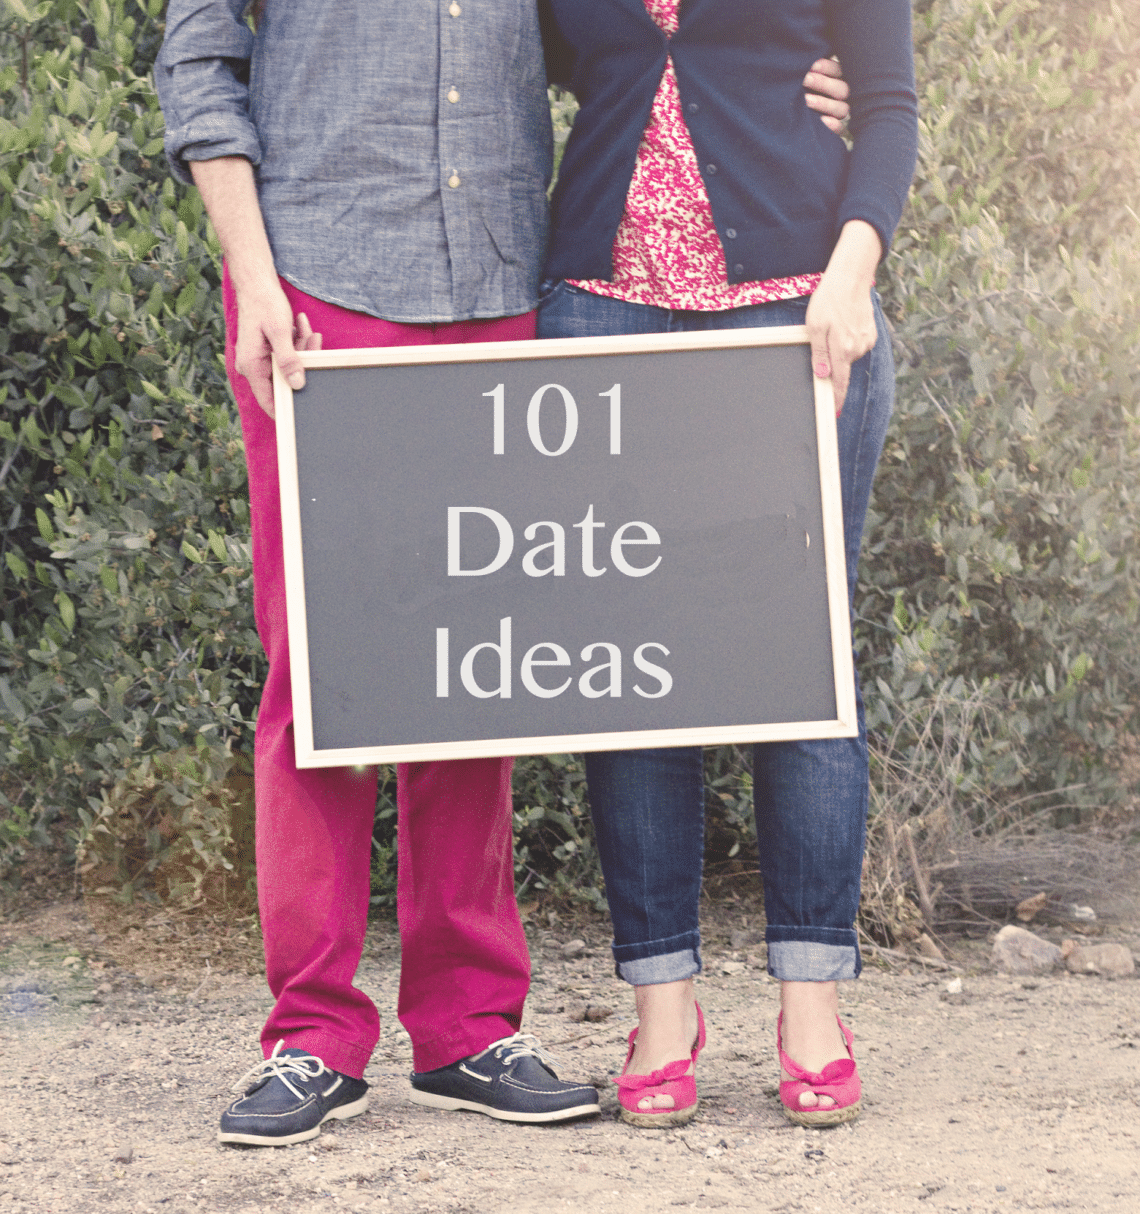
<box><xmin>231</xmin><ymin>1039</ymin><xmax>328</xmax><ymax>1098</ymax></box>
<box><xmin>482</xmin><ymin>1032</ymin><xmax>561</xmax><ymax>1074</ymax></box>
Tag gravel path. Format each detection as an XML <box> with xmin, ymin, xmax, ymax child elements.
<box><xmin>3</xmin><ymin>898</ymin><xmax>1139</xmax><ymax>1213</ymax></box>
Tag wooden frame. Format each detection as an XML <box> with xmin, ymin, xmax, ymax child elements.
<box><xmin>273</xmin><ymin>325</ymin><xmax>856</xmax><ymax>767</ymax></box>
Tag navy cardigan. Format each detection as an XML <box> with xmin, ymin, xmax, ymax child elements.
<box><xmin>540</xmin><ymin>0</ymin><xmax>918</xmax><ymax>284</ymax></box>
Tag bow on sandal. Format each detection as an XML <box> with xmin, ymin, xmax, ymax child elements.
<box><xmin>613</xmin><ymin>1001</ymin><xmax>706</xmax><ymax>1127</ymax></box>
<box><xmin>777</xmin><ymin>1011</ymin><xmax>861</xmax><ymax>1127</ymax></box>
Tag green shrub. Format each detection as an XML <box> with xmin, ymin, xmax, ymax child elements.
<box><xmin>75</xmin><ymin>744</ymin><xmax>255</xmax><ymax>908</ymax></box>
<box><xmin>0</xmin><ymin>0</ymin><xmax>260</xmax><ymax>877</ymax></box>
<box><xmin>2</xmin><ymin>0</ymin><xmax>1138</xmax><ymax>911</ymax></box>
<box><xmin>865</xmin><ymin>0</ymin><xmax>1140</xmax><ymax>821</ymax></box>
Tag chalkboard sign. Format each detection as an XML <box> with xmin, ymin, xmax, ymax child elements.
<box><xmin>273</xmin><ymin>327</ymin><xmax>856</xmax><ymax>767</ymax></box>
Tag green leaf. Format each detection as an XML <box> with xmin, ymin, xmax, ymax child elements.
<box><xmin>1068</xmin><ymin>653</ymin><xmax>1091</xmax><ymax>684</ymax></box>
<box><xmin>36</xmin><ymin>507</ymin><xmax>55</xmax><ymax>544</ymax></box>
<box><xmin>0</xmin><ymin>676</ymin><xmax>26</xmax><ymax>722</ymax></box>
<box><xmin>58</xmin><ymin>592</ymin><xmax>76</xmax><ymax>632</ymax></box>
<box><xmin>4</xmin><ymin>0</ymin><xmax>53</xmax><ymax>24</ymax></box>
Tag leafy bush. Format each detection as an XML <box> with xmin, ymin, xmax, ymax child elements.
<box><xmin>75</xmin><ymin>744</ymin><xmax>255</xmax><ymax>909</ymax></box>
<box><xmin>2</xmin><ymin>0</ymin><xmax>1138</xmax><ymax>918</ymax></box>
<box><xmin>0</xmin><ymin>0</ymin><xmax>260</xmax><ymax>883</ymax></box>
<box><xmin>865</xmin><ymin>0</ymin><xmax>1140</xmax><ymax>820</ymax></box>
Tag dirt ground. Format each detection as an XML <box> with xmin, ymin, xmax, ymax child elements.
<box><xmin>2</xmin><ymin>884</ymin><xmax>1139</xmax><ymax>1214</ymax></box>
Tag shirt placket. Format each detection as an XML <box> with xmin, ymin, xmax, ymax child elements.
<box><xmin>438</xmin><ymin>0</ymin><xmax>472</xmax><ymax>318</ymax></box>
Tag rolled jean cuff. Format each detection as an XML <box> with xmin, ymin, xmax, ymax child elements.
<box><xmin>766</xmin><ymin>928</ymin><xmax>860</xmax><ymax>982</ymax></box>
<box><xmin>613</xmin><ymin>934</ymin><xmax>702</xmax><ymax>986</ymax></box>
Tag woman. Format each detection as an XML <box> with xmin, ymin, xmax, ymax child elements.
<box><xmin>537</xmin><ymin>0</ymin><xmax>917</xmax><ymax>1126</ymax></box>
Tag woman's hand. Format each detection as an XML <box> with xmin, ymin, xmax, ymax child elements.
<box><xmin>803</xmin><ymin>57</ymin><xmax>850</xmax><ymax>134</ymax></box>
<box><xmin>805</xmin><ymin>220</ymin><xmax>882</xmax><ymax>415</ymax></box>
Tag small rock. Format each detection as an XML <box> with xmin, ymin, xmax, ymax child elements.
<box><xmin>111</xmin><ymin>1144</ymin><xmax>133</xmax><ymax>1164</ymax></box>
<box><xmin>729</xmin><ymin>929</ymin><xmax>764</xmax><ymax>949</ymax></box>
<box><xmin>720</xmin><ymin>960</ymin><xmax>746</xmax><ymax>975</ymax></box>
<box><xmin>991</xmin><ymin>924</ymin><xmax>1062</xmax><ymax>975</ymax></box>
<box><xmin>0</xmin><ymin>1143</ymin><xmax>16</xmax><ymax>1166</ymax></box>
<box><xmin>945</xmin><ymin>977</ymin><xmax>963</xmax><ymax>995</ymax></box>
<box><xmin>561</xmin><ymin>939</ymin><xmax>587</xmax><ymax>960</ymax></box>
<box><xmin>568</xmin><ymin>1003</ymin><xmax>613</xmax><ymax>1023</ymax></box>
<box><xmin>1069</xmin><ymin>904</ymin><xmax>1097</xmax><ymax>922</ymax></box>
<box><xmin>317</xmin><ymin>1135</ymin><xmax>339</xmax><ymax>1152</ymax></box>
<box><xmin>1015</xmin><ymin>891</ymin><xmax>1048</xmax><ymax>922</ymax></box>
<box><xmin>1062</xmin><ymin>941</ymin><xmax>1135</xmax><ymax>978</ymax></box>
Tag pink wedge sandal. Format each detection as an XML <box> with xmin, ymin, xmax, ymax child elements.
<box><xmin>613</xmin><ymin>1001</ymin><xmax>706</xmax><ymax>1127</ymax></box>
<box><xmin>777</xmin><ymin>1011</ymin><xmax>862</xmax><ymax>1126</ymax></box>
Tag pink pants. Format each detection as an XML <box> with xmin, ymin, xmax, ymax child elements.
<box><xmin>224</xmin><ymin>271</ymin><xmax>535</xmax><ymax>1077</ymax></box>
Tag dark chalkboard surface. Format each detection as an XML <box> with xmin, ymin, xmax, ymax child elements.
<box><xmin>273</xmin><ymin>327</ymin><xmax>856</xmax><ymax>766</ymax></box>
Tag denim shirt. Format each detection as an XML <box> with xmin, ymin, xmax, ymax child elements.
<box><xmin>156</xmin><ymin>0</ymin><xmax>553</xmax><ymax>324</ymax></box>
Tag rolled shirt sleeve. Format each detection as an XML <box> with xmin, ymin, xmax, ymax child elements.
<box><xmin>155</xmin><ymin>0</ymin><xmax>263</xmax><ymax>185</ymax></box>
<box><xmin>153</xmin><ymin>0</ymin><xmax>552</xmax><ymax>323</ymax></box>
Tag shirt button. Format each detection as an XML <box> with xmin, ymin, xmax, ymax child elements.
<box><xmin>449</xmin><ymin>2</ymin><xmax>461</xmax><ymax>14</ymax></box>
<box><xmin>733</xmin><ymin>263</ymin><xmax>744</xmax><ymax>275</ymax></box>
<box><xmin>705</xmin><ymin>163</ymin><xmax>718</xmax><ymax>175</ymax></box>
<box><xmin>725</xmin><ymin>228</ymin><xmax>737</xmax><ymax>239</ymax></box>
<box><xmin>448</xmin><ymin>173</ymin><xmax>461</xmax><ymax>188</ymax></box>
<box><xmin>687</xmin><ymin>102</ymin><xmax>699</xmax><ymax>115</ymax></box>
<box><xmin>447</xmin><ymin>88</ymin><xmax>459</xmax><ymax>104</ymax></box>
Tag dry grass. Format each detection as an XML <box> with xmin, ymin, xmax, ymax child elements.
<box><xmin>860</xmin><ymin>687</ymin><xmax>1137</xmax><ymax>948</ymax></box>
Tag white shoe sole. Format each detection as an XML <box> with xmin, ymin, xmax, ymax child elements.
<box><xmin>217</xmin><ymin>1093</ymin><xmax>369</xmax><ymax>1146</ymax></box>
<box><xmin>408</xmin><ymin>1088</ymin><xmax>599</xmax><ymax>1123</ymax></box>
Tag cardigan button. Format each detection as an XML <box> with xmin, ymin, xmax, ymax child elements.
<box><xmin>705</xmin><ymin>163</ymin><xmax>718</xmax><ymax>175</ymax></box>
<box><xmin>725</xmin><ymin>228</ymin><xmax>737</xmax><ymax>239</ymax></box>
<box><xmin>733</xmin><ymin>263</ymin><xmax>744</xmax><ymax>276</ymax></box>
<box><xmin>687</xmin><ymin>102</ymin><xmax>699</xmax><ymax>115</ymax></box>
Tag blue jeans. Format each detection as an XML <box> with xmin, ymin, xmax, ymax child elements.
<box><xmin>536</xmin><ymin>283</ymin><xmax>894</xmax><ymax>985</ymax></box>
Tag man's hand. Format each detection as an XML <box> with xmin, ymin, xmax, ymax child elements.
<box><xmin>233</xmin><ymin>287</ymin><xmax>321</xmax><ymax>418</ymax></box>
<box><xmin>805</xmin><ymin>220</ymin><xmax>881</xmax><ymax>415</ymax></box>
<box><xmin>189</xmin><ymin>156</ymin><xmax>322</xmax><ymax>417</ymax></box>
<box><xmin>803</xmin><ymin>58</ymin><xmax>851</xmax><ymax>134</ymax></box>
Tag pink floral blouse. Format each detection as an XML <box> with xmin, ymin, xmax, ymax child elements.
<box><xmin>570</xmin><ymin>0</ymin><xmax>821</xmax><ymax>310</ymax></box>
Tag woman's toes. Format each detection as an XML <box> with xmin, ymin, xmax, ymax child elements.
<box><xmin>638</xmin><ymin>1093</ymin><xmax>676</xmax><ymax>1110</ymax></box>
<box><xmin>798</xmin><ymin>1091</ymin><xmax>836</xmax><ymax>1109</ymax></box>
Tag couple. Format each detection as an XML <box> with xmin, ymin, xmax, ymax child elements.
<box><xmin>156</xmin><ymin>0</ymin><xmax>916</xmax><ymax>1144</ymax></box>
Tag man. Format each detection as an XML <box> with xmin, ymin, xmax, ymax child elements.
<box><xmin>155</xmin><ymin>0</ymin><xmax>850</xmax><ymax>1147</ymax></box>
